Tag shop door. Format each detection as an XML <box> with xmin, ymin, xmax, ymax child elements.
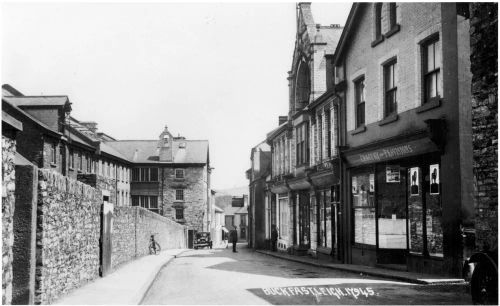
<box><xmin>298</xmin><ymin>193</ymin><xmax>310</xmax><ymax>248</ymax></box>
<box><xmin>376</xmin><ymin>166</ymin><xmax>407</xmax><ymax>264</ymax></box>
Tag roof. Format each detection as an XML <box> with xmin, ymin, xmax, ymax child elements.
<box><xmin>2</xmin><ymin>111</ymin><xmax>23</xmax><ymax>131</ymax></box>
<box><xmin>333</xmin><ymin>3</ymin><xmax>361</xmax><ymax>65</ymax></box>
<box><xmin>100</xmin><ymin>142</ymin><xmax>129</xmax><ymax>161</ymax></box>
<box><xmin>2</xmin><ymin>84</ymin><xmax>24</xmax><ymax>97</ymax></box>
<box><xmin>234</xmin><ymin>206</ymin><xmax>248</xmax><ymax>215</ymax></box>
<box><xmin>214</xmin><ymin>205</ymin><xmax>224</xmax><ymax>213</ymax></box>
<box><xmin>318</xmin><ymin>26</ymin><xmax>344</xmax><ymax>55</ymax></box>
<box><xmin>3</xmin><ymin>96</ymin><xmax>70</xmax><ymax>107</ymax></box>
<box><xmin>15</xmin><ymin>152</ymin><xmax>33</xmax><ymax>166</ymax></box>
<box><xmin>105</xmin><ymin>139</ymin><xmax>209</xmax><ymax>164</ymax></box>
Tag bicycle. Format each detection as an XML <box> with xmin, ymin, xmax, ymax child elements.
<box><xmin>149</xmin><ymin>234</ymin><xmax>161</xmax><ymax>255</ymax></box>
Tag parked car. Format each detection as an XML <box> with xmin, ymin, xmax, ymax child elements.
<box><xmin>194</xmin><ymin>232</ymin><xmax>212</xmax><ymax>249</ymax></box>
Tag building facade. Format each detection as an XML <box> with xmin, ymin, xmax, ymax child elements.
<box><xmin>333</xmin><ymin>3</ymin><xmax>473</xmax><ymax>276</ymax></box>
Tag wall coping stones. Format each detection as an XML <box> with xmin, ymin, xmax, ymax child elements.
<box><xmin>39</xmin><ymin>169</ymin><xmax>98</xmax><ymax>200</ymax></box>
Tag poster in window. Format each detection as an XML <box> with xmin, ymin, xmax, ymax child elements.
<box><xmin>430</xmin><ymin>164</ymin><xmax>440</xmax><ymax>194</ymax></box>
<box><xmin>369</xmin><ymin>173</ymin><xmax>375</xmax><ymax>192</ymax></box>
<box><xmin>352</xmin><ymin>177</ymin><xmax>358</xmax><ymax>194</ymax></box>
<box><xmin>410</xmin><ymin>167</ymin><xmax>419</xmax><ymax>196</ymax></box>
<box><xmin>386</xmin><ymin>165</ymin><xmax>400</xmax><ymax>183</ymax></box>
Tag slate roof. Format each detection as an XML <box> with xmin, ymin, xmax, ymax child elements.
<box><xmin>105</xmin><ymin>140</ymin><xmax>209</xmax><ymax>164</ymax></box>
<box><xmin>3</xmin><ymin>96</ymin><xmax>70</xmax><ymax>107</ymax></box>
<box><xmin>319</xmin><ymin>26</ymin><xmax>344</xmax><ymax>55</ymax></box>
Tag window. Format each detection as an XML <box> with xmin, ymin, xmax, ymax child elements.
<box><xmin>296</xmin><ymin>123</ymin><xmax>309</xmax><ymax>165</ymax></box>
<box><xmin>325</xmin><ymin>109</ymin><xmax>331</xmax><ymax>158</ymax></box>
<box><xmin>352</xmin><ymin>172</ymin><xmax>376</xmax><ymax>246</ymax></box>
<box><xmin>355</xmin><ymin>77</ymin><xmax>366</xmax><ymax>127</ymax></box>
<box><xmin>131</xmin><ymin>195</ymin><xmax>159</xmax><ymax>213</ymax></box>
<box><xmin>132</xmin><ymin>168</ymin><xmax>159</xmax><ymax>182</ymax></box>
<box><xmin>86</xmin><ymin>155</ymin><xmax>92</xmax><ymax>173</ymax></box>
<box><xmin>175</xmin><ymin>208</ymin><xmax>184</xmax><ymax>220</ymax></box>
<box><xmin>78</xmin><ymin>152</ymin><xmax>83</xmax><ymax>171</ymax></box>
<box><xmin>51</xmin><ymin>143</ymin><xmax>57</xmax><ymax>164</ymax></box>
<box><xmin>69</xmin><ymin>149</ymin><xmax>74</xmax><ymax>169</ymax></box>
<box><xmin>374</xmin><ymin>3</ymin><xmax>383</xmax><ymax>40</ymax></box>
<box><xmin>175</xmin><ymin>189</ymin><xmax>184</xmax><ymax>201</ymax></box>
<box><xmin>175</xmin><ymin>169</ymin><xmax>184</xmax><ymax>179</ymax></box>
<box><xmin>423</xmin><ymin>37</ymin><xmax>441</xmax><ymax>103</ymax></box>
<box><xmin>384</xmin><ymin>60</ymin><xmax>397</xmax><ymax>117</ymax></box>
<box><xmin>334</xmin><ymin>64</ymin><xmax>345</xmax><ymax>84</ymax></box>
<box><xmin>389</xmin><ymin>3</ymin><xmax>397</xmax><ymax>30</ymax></box>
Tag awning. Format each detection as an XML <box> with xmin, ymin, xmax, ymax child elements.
<box><xmin>221</xmin><ymin>226</ymin><xmax>229</xmax><ymax>233</ymax></box>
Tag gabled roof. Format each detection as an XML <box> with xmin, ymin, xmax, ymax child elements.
<box><xmin>3</xmin><ymin>96</ymin><xmax>70</xmax><ymax>107</ymax></box>
<box><xmin>105</xmin><ymin>139</ymin><xmax>209</xmax><ymax>164</ymax></box>
<box><xmin>333</xmin><ymin>3</ymin><xmax>361</xmax><ymax>65</ymax></box>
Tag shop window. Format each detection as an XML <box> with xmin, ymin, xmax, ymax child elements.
<box><xmin>318</xmin><ymin>189</ymin><xmax>333</xmax><ymax>249</ymax></box>
<box><xmin>422</xmin><ymin>36</ymin><xmax>441</xmax><ymax>104</ymax></box>
<box><xmin>278</xmin><ymin>195</ymin><xmax>289</xmax><ymax>240</ymax></box>
<box><xmin>355</xmin><ymin>77</ymin><xmax>365</xmax><ymax>128</ymax></box>
<box><xmin>377</xmin><ymin>165</ymin><xmax>407</xmax><ymax>249</ymax></box>
<box><xmin>384</xmin><ymin>59</ymin><xmax>397</xmax><ymax>117</ymax></box>
<box><xmin>352</xmin><ymin>172</ymin><xmax>376</xmax><ymax>246</ymax></box>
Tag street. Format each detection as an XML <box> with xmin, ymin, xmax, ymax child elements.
<box><xmin>142</xmin><ymin>244</ymin><xmax>472</xmax><ymax>305</ymax></box>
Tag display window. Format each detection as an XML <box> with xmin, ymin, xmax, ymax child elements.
<box><xmin>278</xmin><ymin>195</ymin><xmax>289</xmax><ymax>240</ymax></box>
<box><xmin>352</xmin><ymin>172</ymin><xmax>376</xmax><ymax>246</ymax></box>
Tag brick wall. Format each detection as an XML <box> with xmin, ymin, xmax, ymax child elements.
<box><xmin>470</xmin><ymin>3</ymin><xmax>498</xmax><ymax>251</ymax></box>
<box><xmin>2</xmin><ymin>134</ymin><xmax>16</xmax><ymax>305</ymax></box>
<box><xmin>162</xmin><ymin>166</ymin><xmax>207</xmax><ymax>231</ymax></box>
<box><xmin>35</xmin><ymin>169</ymin><xmax>101</xmax><ymax>305</ymax></box>
<box><xmin>112</xmin><ymin>206</ymin><xmax>186</xmax><ymax>270</ymax></box>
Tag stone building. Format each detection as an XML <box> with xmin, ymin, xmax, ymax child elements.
<box><xmin>215</xmin><ymin>187</ymin><xmax>249</xmax><ymax>241</ymax></box>
<box><xmin>265</xmin><ymin>3</ymin><xmax>343</xmax><ymax>258</ymax></box>
<box><xmin>247</xmin><ymin>141</ymin><xmax>271</xmax><ymax>250</ymax></box>
<box><xmin>469</xmin><ymin>3</ymin><xmax>497</xmax><ymax>254</ymax></box>
<box><xmin>333</xmin><ymin>3</ymin><xmax>473</xmax><ymax>276</ymax></box>
<box><xmin>2</xmin><ymin>111</ymin><xmax>23</xmax><ymax>305</ymax></box>
<box><xmin>106</xmin><ymin>125</ymin><xmax>211</xmax><ymax>235</ymax></box>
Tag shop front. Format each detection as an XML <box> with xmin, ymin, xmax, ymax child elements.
<box><xmin>288</xmin><ymin>176</ymin><xmax>311</xmax><ymax>256</ymax></box>
<box><xmin>344</xmin><ymin>135</ymin><xmax>445</xmax><ymax>272</ymax></box>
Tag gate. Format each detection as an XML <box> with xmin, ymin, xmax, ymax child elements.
<box><xmin>100</xmin><ymin>195</ymin><xmax>113</xmax><ymax>276</ymax></box>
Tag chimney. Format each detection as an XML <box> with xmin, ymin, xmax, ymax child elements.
<box><xmin>80</xmin><ymin>121</ymin><xmax>98</xmax><ymax>134</ymax></box>
<box><xmin>279</xmin><ymin>116</ymin><xmax>288</xmax><ymax>125</ymax></box>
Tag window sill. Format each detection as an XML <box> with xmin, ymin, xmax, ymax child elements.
<box><xmin>350</xmin><ymin>125</ymin><xmax>366</xmax><ymax>135</ymax></box>
<box><xmin>69</xmin><ymin>167</ymin><xmax>74</xmax><ymax>171</ymax></box>
<box><xmin>384</xmin><ymin>24</ymin><xmax>400</xmax><ymax>38</ymax></box>
<box><xmin>378</xmin><ymin>113</ymin><xmax>399</xmax><ymax>126</ymax></box>
<box><xmin>50</xmin><ymin>163</ymin><xmax>57</xmax><ymax>168</ymax></box>
<box><xmin>416</xmin><ymin>98</ymin><xmax>441</xmax><ymax>114</ymax></box>
<box><xmin>371</xmin><ymin>36</ymin><xmax>384</xmax><ymax>47</ymax></box>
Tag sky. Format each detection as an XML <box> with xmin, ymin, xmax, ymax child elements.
<box><xmin>1</xmin><ymin>2</ymin><xmax>351</xmax><ymax>190</ymax></box>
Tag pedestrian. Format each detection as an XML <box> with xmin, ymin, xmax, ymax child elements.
<box><xmin>271</xmin><ymin>224</ymin><xmax>278</xmax><ymax>252</ymax></box>
<box><xmin>224</xmin><ymin>231</ymin><xmax>229</xmax><ymax>248</ymax></box>
<box><xmin>230</xmin><ymin>226</ymin><xmax>238</xmax><ymax>253</ymax></box>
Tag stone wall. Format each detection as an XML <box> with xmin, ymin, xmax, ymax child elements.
<box><xmin>470</xmin><ymin>3</ymin><xmax>498</xmax><ymax>252</ymax></box>
<box><xmin>2</xmin><ymin>134</ymin><xmax>16</xmax><ymax>305</ymax></box>
<box><xmin>111</xmin><ymin>206</ymin><xmax>186</xmax><ymax>270</ymax></box>
<box><xmin>35</xmin><ymin>169</ymin><xmax>101</xmax><ymax>305</ymax></box>
<box><xmin>162</xmin><ymin>166</ymin><xmax>208</xmax><ymax>231</ymax></box>
<box><xmin>77</xmin><ymin>173</ymin><xmax>117</xmax><ymax>204</ymax></box>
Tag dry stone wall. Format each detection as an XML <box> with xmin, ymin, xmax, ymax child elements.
<box><xmin>2</xmin><ymin>135</ymin><xmax>16</xmax><ymax>305</ymax></box>
<box><xmin>35</xmin><ymin>169</ymin><xmax>101</xmax><ymax>305</ymax></box>
<box><xmin>112</xmin><ymin>206</ymin><xmax>186</xmax><ymax>270</ymax></box>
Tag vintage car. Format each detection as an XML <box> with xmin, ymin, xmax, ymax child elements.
<box><xmin>194</xmin><ymin>232</ymin><xmax>212</xmax><ymax>249</ymax></box>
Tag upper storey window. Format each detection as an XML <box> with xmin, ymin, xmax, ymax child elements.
<box><xmin>355</xmin><ymin>77</ymin><xmax>366</xmax><ymax>128</ymax></box>
<box><xmin>371</xmin><ymin>3</ymin><xmax>384</xmax><ymax>47</ymax></box>
<box><xmin>384</xmin><ymin>59</ymin><xmax>397</xmax><ymax>117</ymax></box>
<box><xmin>296</xmin><ymin>123</ymin><xmax>309</xmax><ymax>166</ymax></box>
<box><xmin>132</xmin><ymin>167</ymin><xmax>159</xmax><ymax>182</ymax></box>
<box><xmin>423</xmin><ymin>37</ymin><xmax>441</xmax><ymax>104</ymax></box>
<box><xmin>294</xmin><ymin>60</ymin><xmax>311</xmax><ymax>111</ymax></box>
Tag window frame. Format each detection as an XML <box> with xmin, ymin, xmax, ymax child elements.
<box><xmin>354</xmin><ymin>76</ymin><xmax>366</xmax><ymax>128</ymax></box>
<box><xmin>295</xmin><ymin>123</ymin><xmax>309</xmax><ymax>166</ymax></box>
<box><xmin>78</xmin><ymin>151</ymin><xmax>83</xmax><ymax>171</ymax></box>
<box><xmin>69</xmin><ymin>148</ymin><xmax>75</xmax><ymax>169</ymax></box>
<box><xmin>175</xmin><ymin>189</ymin><xmax>184</xmax><ymax>201</ymax></box>
<box><xmin>50</xmin><ymin>143</ymin><xmax>57</xmax><ymax>164</ymax></box>
<box><xmin>175</xmin><ymin>208</ymin><xmax>184</xmax><ymax>220</ymax></box>
<box><xmin>175</xmin><ymin>169</ymin><xmax>185</xmax><ymax>179</ymax></box>
<box><xmin>422</xmin><ymin>35</ymin><xmax>441</xmax><ymax>105</ymax></box>
<box><xmin>384</xmin><ymin>59</ymin><xmax>398</xmax><ymax>117</ymax></box>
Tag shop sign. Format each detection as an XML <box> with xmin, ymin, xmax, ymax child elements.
<box><xmin>345</xmin><ymin>138</ymin><xmax>438</xmax><ymax>167</ymax></box>
<box><xmin>386</xmin><ymin>165</ymin><xmax>400</xmax><ymax>183</ymax></box>
<box><xmin>430</xmin><ymin>164</ymin><xmax>440</xmax><ymax>194</ymax></box>
<box><xmin>410</xmin><ymin>167</ymin><xmax>420</xmax><ymax>196</ymax></box>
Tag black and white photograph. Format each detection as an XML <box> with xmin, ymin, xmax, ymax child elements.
<box><xmin>1</xmin><ymin>1</ymin><xmax>498</xmax><ymax>305</ymax></box>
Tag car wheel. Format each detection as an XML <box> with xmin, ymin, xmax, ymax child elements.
<box><xmin>471</xmin><ymin>262</ymin><xmax>499</xmax><ymax>305</ymax></box>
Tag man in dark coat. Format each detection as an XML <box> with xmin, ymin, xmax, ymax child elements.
<box><xmin>271</xmin><ymin>225</ymin><xmax>278</xmax><ymax>252</ymax></box>
<box><xmin>230</xmin><ymin>227</ymin><xmax>238</xmax><ymax>253</ymax></box>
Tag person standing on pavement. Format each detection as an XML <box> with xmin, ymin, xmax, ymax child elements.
<box><xmin>230</xmin><ymin>226</ymin><xmax>238</xmax><ymax>253</ymax></box>
<box><xmin>271</xmin><ymin>225</ymin><xmax>278</xmax><ymax>252</ymax></box>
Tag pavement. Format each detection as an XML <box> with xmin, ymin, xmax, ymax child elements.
<box><xmin>54</xmin><ymin>249</ymin><xmax>187</xmax><ymax>305</ymax></box>
<box><xmin>256</xmin><ymin>249</ymin><xmax>466</xmax><ymax>285</ymax></box>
